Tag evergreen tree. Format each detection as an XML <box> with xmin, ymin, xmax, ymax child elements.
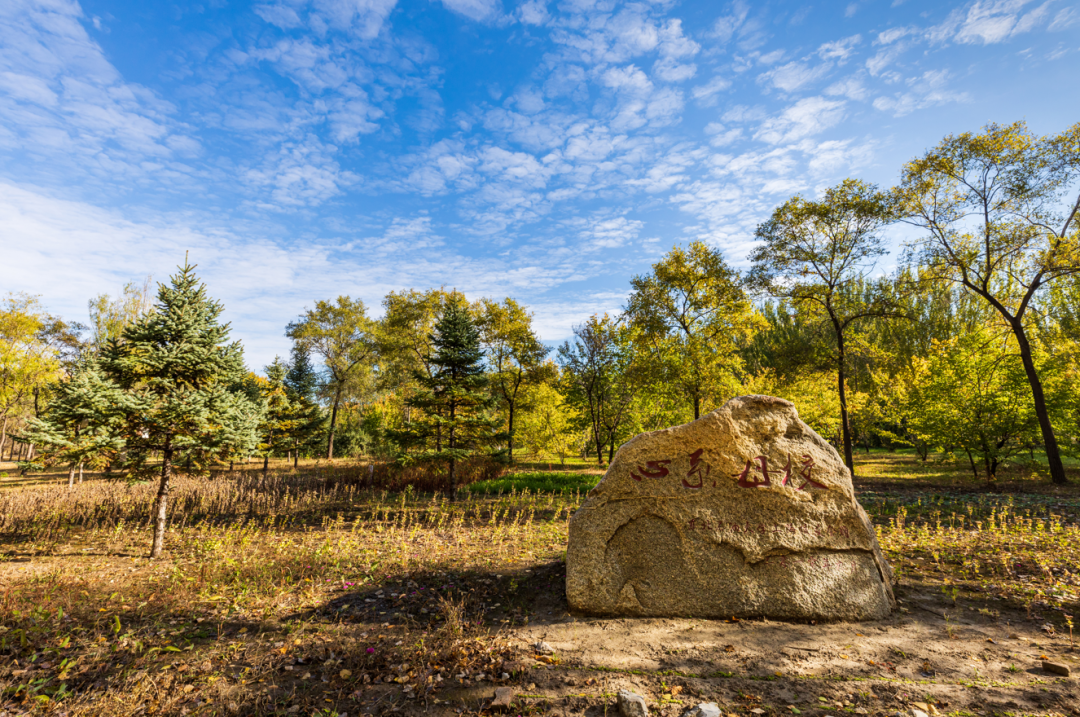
<box><xmin>22</xmin><ymin>357</ymin><xmax>133</xmax><ymax>486</ymax></box>
<box><xmin>285</xmin><ymin>343</ymin><xmax>319</xmax><ymax>402</ymax></box>
<box><xmin>102</xmin><ymin>261</ymin><xmax>263</xmax><ymax>558</ymax></box>
<box><xmin>388</xmin><ymin>297</ymin><xmax>505</xmax><ymax>492</ymax></box>
<box><xmin>280</xmin><ymin>349</ymin><xmax>325</xmax><ymax>466</ymax></box>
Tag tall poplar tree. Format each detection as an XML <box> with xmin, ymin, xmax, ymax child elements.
<box><xmin>286</xmin><ymin>297</ymin><xmax>374</xmax><ymax>460</ymax></box>
<box><xmin>558</xmin><ymin>314</ymin><xmax>638</xmax><ymax>465</ymax></box>
<box><xmin>102</xmin><ymin>261</ymin><xmax>262</xmax><ymax>558</ymax></box>
<box><xmin>750</xmin><ymin>178</ymin><xmax>901</xmax><ymax>478</ymax></box>
<box><xmin>478</xmin><ymin>298</ymin><xmax>551</xmax><ymax>463</ymax></box>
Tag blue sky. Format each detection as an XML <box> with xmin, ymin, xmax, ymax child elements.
<box><xmin>1</xmin><ymin>0</ymin><xmax>1077</xmax><ymax>369</ymax></box>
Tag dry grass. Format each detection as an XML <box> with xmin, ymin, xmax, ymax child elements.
<box><xmin>2</xmin><ymin>455</ymin><xmax>1080</xmax><ymax>716</ymax></box>
<box><xmin>0</xmin><ymin>465</ymin><xmax>578</xmax><ymax>716</ymax></box>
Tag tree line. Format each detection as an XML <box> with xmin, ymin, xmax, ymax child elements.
<box><xmin>3</xmin><ymin>120</ymin><xmax>1079</xmax><ymax>554</ymax></box>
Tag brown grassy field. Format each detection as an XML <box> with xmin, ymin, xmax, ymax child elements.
<box><xmin>1</xmin><ymin>453</ymin><xmax>1079</xmax><ymax>717</ymax></box>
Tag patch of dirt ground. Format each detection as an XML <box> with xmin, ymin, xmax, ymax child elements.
<box><xmin>428</xmin><ymin>566</ymin><xmax>1080</xmax><ymax>717</ymax></box>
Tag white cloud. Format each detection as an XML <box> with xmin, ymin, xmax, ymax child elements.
<box><xmin>602</xmin><ymin>65</ymin><xmax>653</xmax><ymax>96</ymax></box>
<box><xmin>818</xmin><ymin>35</ymin><xmax>862</xmax><ymax>60</ymax></box>
<box><xmin>569</xmin><ymin>215</ymin><xmax>645</xmax><ymax>250</ymax></box>
<box><xmin>691</xmin><ymin>75</ymin><xmax>732</xmax><ymax>104</ymax></box>
<box><xmin>658</xmin><ymin>19</ymin><xmax>700</xmax><ymax>59</ymax></box>
<box><xmin>254</xmin><ymin>4</ymin><xmax>303</xmax><ymax>29</ymax></box>
<box><xmin>871</xmin><ymin>69</ymin><xmax>969</xmax><ymax>116</ymax></box>
<box><xmin>243</xmin><ymin>137</ymin><xmax>356</xmax><ymax>208</ymax></box>
<box><xmin>653</xmin><ymin>57</ymin><xmax>697</xmax><ymax>82</ymax></box>
<box><xmin>704</xmin><ymin>122</ymin><xmax>743</xmax><ymax>147</ymax></box>
<box><xmin>875</xmin><ymin>27</ymin><xmax>913</xmax><ymax>44</ymax></box>
<box><xmin>313</xmin><ymin>0</ymin><xmax>398</xmax><ymax>38</ymax></box>
<box><xmin>954</xmin><ymin>0</ymin><xmax>1052</xmax><ymax>44</ymax></box>
<box><xmin>721</xmin><ymin>105</ymin><xmax>767</xmax><ymax>123</ymax></box>
<box><xmin>825</xmin><ymin>74</ymin><xmax>869</xmax><ymax>101</ymax></box>
<box><xmin>865</xmin><ymin>45</ymin><xmax>902</xmax><ymax>76</ymax></box>
<box><xmin>760</xmin><ymin>61</ymin><xmax>833</xmax><ymax>92</ymax></box>
<box><xmin>1049</xmin><ymin>7</ymin><xmax>1077</xmax><ymax>30</ymax></box>
<box><xmin>438</xmin><ymin>0</ymin><xmax>500</xmax><ymax>22</ymax></box>
<box><xmin>754</xmin><ymin>97</ymin><xmax>846</xmax><ymax>144</ymax></box>
<box><xmin>517</xmin><ymin>0</ymin><xmax>548</xmax><ymax>25</ymax></box>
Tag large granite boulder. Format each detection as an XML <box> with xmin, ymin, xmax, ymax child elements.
<box><xmin>566</xmin><ymin>395</ymin><xmax>894</xmax><ymax>621</ymax></box>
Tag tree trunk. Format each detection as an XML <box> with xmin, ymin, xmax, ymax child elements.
<box><xmin>592</xmin><ymin>419</ymin><xmax>605</xmax><ymax>467</ymax></box>
<box><xmin>835</xmin><ymin>325</ymin><xmax>855</xmax><ymax>478</ymax></box>
<box><xmin>263</xmin><ymin>453</ymin><xmax>269</xmax><ymax>478</ymax></box>
<box><xmin>294</xmin><ymin>442</ymin><xmax>299</xmax><ymax>469</ymax></box>
<box><xmin>150</xmin><ymin>438</ymin><xmax>173</xmax><ymax>558</ymax></box>
<box><xmin>965</xmin><ymin>449</ymin><xmax>978</xmax><ymax>479</ymax></box>
<box><xmin>693</xmin><ymin>393</ymin><xmax>700</xmax><ymax>421</ymax></box>
<box><xmin>608</xmin><ymin>436</ymin><xmax>616</xmax><ymax>464</ymax></box>
<box><xmin>327</xmin><ymin>386</ymin><xmax>342</xmax><ymax>460</ymax></box>
<box><xmin>68</xmin><ymin>462</ymin><xmax>76</xmax><ymax>489</ymax></box>
<box><xmin>447</xmin><ymin>401</ymin><xmax>457</xmax><ymax>496</ymax></box>
<box><xmin>0</xmin><ymin>415</ymin><xmax>7</xmax><ymax>462</ymax></box>
<box><xmin>507</xmin><ymin>402</ymin><xmax>515</xmax><ymax>464</ymax></box>
<box><xmin>1012</xmin><ymin>322</ymin><xmax>1067</xmax><ymax>484</ymax></box>
<box><xmin>79</xmin><ymin>462</ymin><xmax>84</xmax><ymax>484</ymax></box>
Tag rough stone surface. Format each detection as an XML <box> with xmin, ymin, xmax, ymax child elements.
<box><xmin>684</xmin><ymin>703</ymin><xmax>722</xmax><ymax>717</ymax></box>
<box><xmin>617</xmin><ymin>689</ymin><xmax>649</xmax><ymax>717</ymax></box>
<box><xmin>490</xmin><ymin>686</ymin><xmax>515</xmax><ymax>709</ymax></box>
<box><xmin>1042</xmin><ymin>660</ymin><xmax>1070</xmax><ymax>676</ymax></box>
<box><xmin>567</xmin><ymin>395</ymin><xmax>895</xmax><ymax>621</ymax></box>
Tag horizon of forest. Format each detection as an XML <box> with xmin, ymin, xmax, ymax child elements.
<box><xmin>3</xmin><ymin>119</ymin><xmax>1080</xmax><ymax>513</ymax></box>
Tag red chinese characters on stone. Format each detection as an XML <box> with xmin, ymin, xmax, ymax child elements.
<box><xmin>733</xmin><ymin>454</ymin><xmax>828</xmax><ymax>491</ymax></box>
<box><xmin>682</xmin><ymin>448</ymin><xmax>714</xmax><ymax>489</ymax></box>
<box><xmin>630</xmin><ymin>459</ymin><xmax>672</xmax><ymax>482</ymax></box>
<box><xmin>734</xmin><ymin>455</ymin><xmax>772</xmax><ymax>487</ymax></box>
<box><xmin>789</xmin><ymin>454</ymin><xmax>828</xmax><ymax>491</ymax></box>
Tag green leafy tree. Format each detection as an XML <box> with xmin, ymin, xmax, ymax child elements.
<box><xmin>896</xmin><ymin>120</ymin><xmax>1080</xmax><ymax>484</ymax></box>
<box><xmin>899</xmin><ymin>323</ymin><xmax>1065</xmax><ymax>482</ymax></box>
<box><xmin>88</xmin><ymin>277</ymin><xmax>153</xmax><ymax>352</ymax></box>
<box><xmin>750</xmin><ymin>178</ymin><xmax>901</xmax><ymax>477</ymax></box>
<box><xmin>626</xmin><ymin>241</ymin><xmax>758</xmax><ymax>420</ymax></box>
<box><xmin>286</xmin><ymin>296</ymin><xmax>375</xmax><ymax>460</ymax></box>
<box><xmin>558</xmin><ymin>314</ymin><xmax>638</xmax><ymax>465</ymax></box>
<box><xmin>478</xmin><ymin>298</ymin><xmax>551</xmax><ymax>463</ymax></box>
<box><xmin>516</xmin><ymin>378</ymin><xmax>580</xmax><ymax>464</ymax></box>
<box><xmin>102</xmin><ymin>261</ymin><xmax>263</xmax><ymax>557</ymax></box>
<box><xmin>388</xmin><ymin>297</ymin><xmax>505</xmax><ymax>492</ymax></box>
<box><xmin>0</xmin><ymin>293</ymin><xmax>63</xmax><ymax>460</ymax></box>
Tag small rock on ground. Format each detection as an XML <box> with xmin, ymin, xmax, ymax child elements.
<box><xmin>617</xmin><ymin>689</ymin><xmax>649</xmax><ymax>717</ymax></box>
<box><xmin>1043</xmin><ymin>661</ymin><xmax>1070</xmax><ymax>676</ymax></box>
<box><xmin>534</xmin><ymin>641</ymin><xmax>554</xmax><ymax>655</ymax></box>
<box><xmin>491</xmin><ymin>686</ymin><xmax>514</xmax><ymax>709</ymax></box>
<box><xmin>683</xmin><ymin>703</ymin><xmax>721</xmax><ymax>717</ymax></box>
